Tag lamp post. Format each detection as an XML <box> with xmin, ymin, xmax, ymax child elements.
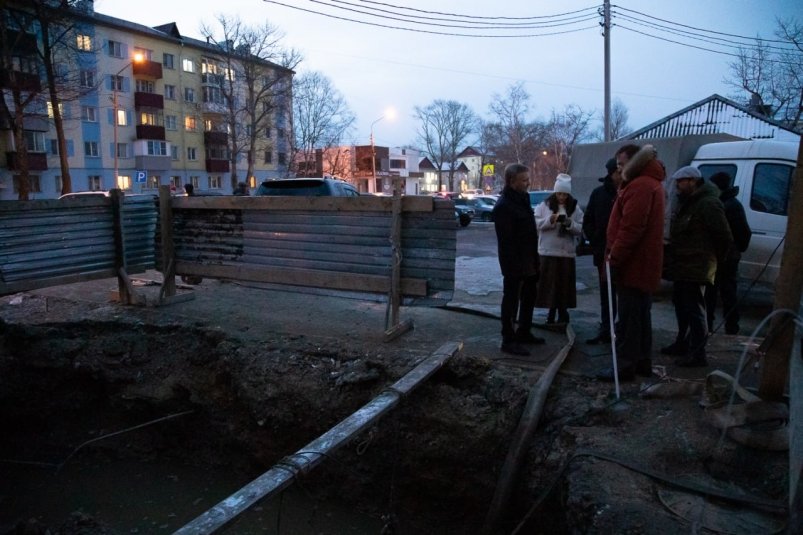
<box><xmin>370</xmin><ymin>115</ymin><xmax>383</xmax><ymax>194</ymax></box>
<box><xmin>112</xmin><ymin>54</ymin><xmax>142</xmax><ymax>189</ymax></box>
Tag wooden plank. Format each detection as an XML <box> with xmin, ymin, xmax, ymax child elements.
<box><xmin>109</xmin><ymin>189</ymin><xmax>130</xmax><ymax>304</ymax></box>
<box><xmin>0</xmin><ymin>269</ymin><xmax>117</xmax><ymax>297</ymax></box>
<box><xmin>171</xmin><ymin>194</ymin><xmax>433</xmax><ymax>212</ymax></box>
<box><xmin>159</xmin><ymin>186</ymin><xmax>176</xmax><ymax>298</ymax></box>
<box><xmin>175</xmin><ymin>261</ymin><xmax>428</xmax><ymax>296</ymax></box>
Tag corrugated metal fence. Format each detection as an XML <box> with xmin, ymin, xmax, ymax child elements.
<box><xmin>1</xmin><ymin>192</ymin><xmax>456</xmax><ymax>304</ymax></box>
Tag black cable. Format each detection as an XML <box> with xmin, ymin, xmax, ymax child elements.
<box><xmin>614</xmin><ymin>4</ymin><xmax>797</xmax><ymax>45</ymax></box>
<box><xmin>262</xmin><ymin>0</ymin><xmax>599</xmax><ymax>38</ymax></box>
<box><xmin>356</xmin><ymin>0</ymin><xmax>600</xmax><ymax>21</ymax></box>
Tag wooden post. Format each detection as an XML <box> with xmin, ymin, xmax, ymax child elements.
<box><xmin>384</xmin><ymin>176</ymin><xmax>414</xmax><ymax>341</ymax></box>
<box><xmin>759</xmin><ymin>137</ymin><xmax>803</xmax><ymax>400</ymax></box>
<box><xmin>158</xmin><ymin>185</ymin><xmax>176</xmax><ymax>299</ymax></box>
<box><xmin>109</xmin><ymin>188</ymin><xmax>130</xmax><ymax>304</ymax></box>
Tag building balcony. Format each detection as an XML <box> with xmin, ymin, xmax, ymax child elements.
<box><xmin>0</xmin><ymin>69</ymin><xmax>41</xmax><ymax>92</ymax></box>
<box><xmin>205</xmin><ymin>158</ymin><xmax>230</xmax><ymax>173</ymax></box>
<box><xmin>202</xmin><ymin>101</ymin><xmax>228</xmax><ymax>115</ymax></box>
<box><xmin>6</xmin><ymin>151</ymin><xmax>48</xmax><ymax>171</ymax></box>
<box><xmin>204</xmin><ymin>131</ymin><xmax>228</xmax><ymax>145</ymax></box>
<box><xmin>134</xmin><ymin>91</ymin><xmax>164</xmax><ymax>109</ymax></box>
<box><xmin>136</xmin><ymin>124</ymin><xmax>165</xmax><ymax>140</ymax></box>
<box><xmin>201</xmin><ymin>73</ymin><xmax>224</xmax><ymax>86</ymax></box>
<box><xmin>133</xmin><ymin>60</ymin><xmax>163</xmax><ymax>80</ymax></box>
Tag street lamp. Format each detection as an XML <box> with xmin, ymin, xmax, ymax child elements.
<box><xmin>112</xmin><ymin>53</ymin><xmax>143</xmax><ymax>189</ymax></box>
<box><xmin>369</xmin><ymin>108</ymin><xmax>396</xmax><ymax>193</ymax></box>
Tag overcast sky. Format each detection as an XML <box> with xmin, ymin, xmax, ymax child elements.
<box><xmin>97</xmin><ymin>0</ymin><xmax>800</xmax><ymax>148</ymax></box>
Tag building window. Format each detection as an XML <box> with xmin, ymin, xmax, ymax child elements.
<box><xmin>77</xmin><ymin>34</ymin><xmax>92</xmax><ymax>51</ymax></box>
<box><xmin>208</xmin><ymin>176</ymin><xmax>222</xmax><ymax>189</ymax></box>
<box><xmin>184</xmin><ymin>116</ymin><xmax>197</xmax><ymax>131</ymax></box>
<box><xmin>111</xmin><ymin>74</ymin><xmax>124</xmax><ymax>91</ymax></box>
<box><xmin>165</xmin><ymin>115</ymin><xmax>177</xmax><ymax>130</ymax></box>
<box><xmin>135</xmin><ymin>79</ymin><xmax>155</xmax><ymax>93</ymax></box>
<box><xmin>187</xmin><ymin>147</ymin><xmax>197</xmax><ymax>161</ymax></box>
<box><xmin>390</xmin><ymin>159</ymin><xmax>406</xmax><ymax>169</ymax></box>
<box><xmin>182</xmin><ymin>58</ymin><xmax>195</xmax><ymax>73</ymax></box>
<box><xmin>171</xmin><ymin>145</ymin><xmax>179</xmax><ymax>160</ymax></box>
<box><xmin>108</xmin><ymin>40</ymin><xmax>123</xmax><ymax>58</ymax></box>
<box><xmin>80</xmin><ymin>70</ymin><xmax>95</xmax><ymax>88</ymax></box>
<box><xmin>84</xmin><ymin>141</ymin><xmax>99</xmax><ymax>157</ymax></box>
<box><xmin>116</xmin><ymin>109</ymin><xmax>128</xmax><ymax>126</ymax></box>
<box><xmin>163</xmin><ymin>53</ymin><xmax>174</xmax><ymax>69</ymax></box>
<box><xmin>164</xmin><ymin>84</ymin><xmax>176</xmax><ymax>100</ymax></box>
<box><xmin>147</xmin><ymin>140</ymin><xmax>167</xmax><ymax>156</ymax></box>
<box><xmin>133</xmin><ymin>47</ymin><xmax>152</xmax><ymax>60</ymax></box>
<box><xmin>145</xmin><ymin>175</ymin><xmax>160</xmax><ymax>189</ymax></box>
<box><xmin>203</xmin><ymin>86</ymin><xmax>223</xmax><ymax>104</ymax></box>
<box><xmin>265</xmin><ymin>127</ymin><xmax>271</xmax><ymax>139</ymax></box>
<box><xmin>12</xmin><ymin>176</ymin><xmax>42</xmax><ymax>194</ymax></box>
<box><xmin>278</xmin><ymin>152</ymin><xmax>286</xmax><ymax>166</ymax></box>
<box><xmin>277</xmin><ymin>128</ymin><xmax>285</xmax><ymax>139</ymax></box>
<box><xmin>190</xmin><ymin>176</ymin><xmax>200</xmax><ymax>188</ymax></box>
<box><xmin>117</xmin><ymin>175</ymin><xmax>131</xmax><ymax>190</ymax></box>
<box><xmin>170</xmin><ymin>176</ymin><xmax>182</xmax><ymax>189</ymax></box>
<box><xmin>88</xmin><ymin>175</ymin><xmax>102</xmax><ymax>191</ymax></box>
<box><xmin>55</xmin><ymin>175</ymin><xmax>63</xmax><ymax>194</ymax></box>
<box><xmin>81</xmin><ymin>106</ymin><xmax>97</xmax><ymax>122</ymax></box>
<box><xmin>139</xmin><ymin>111</ymin><xmax>158</xmax><ymax>126</ymax></box>
<box><xmin>206</xmin><ymin>146</ymin><xmax>227</xmax><ymax>159</ymax></box>
<box><xmin>46</xmin><ymin>102</ymin><xmax>63</xmax><ymax>119</ymax></box>
<box><xmin>184</xmin><ymin>87</ymin><xmax>195</xmax><ymax>103</ymax></box>
<box><xmin>25</xmin><ymin>131</ymin><xmax>46</xmax><ymax>152</ymax></box>
<box><xmin>116</xmin><ymin>143</ymin><xmax>128</xmax><ymax>158</ymax></box>
<box><xmin>49</xmin><ymin>139</ymin><xmax>59</xmax><ymax>155</ymax></box>
<box><xmin>263</xmin><ymin>150</ymin><xmax>272</xmax><ymax>164</ymax></box>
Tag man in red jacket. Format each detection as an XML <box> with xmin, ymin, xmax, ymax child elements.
<box><xmin>597</xmin><ymin>144</ymin><xmax>666</xmax><ymax>381</ymax></box>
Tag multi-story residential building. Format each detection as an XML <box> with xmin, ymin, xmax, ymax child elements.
<box><xmin>0</xmin><ymin>0</ymin><xmax>293</xmax><ymax>200</ymax></box>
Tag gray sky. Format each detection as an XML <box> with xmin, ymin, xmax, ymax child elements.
<box><xmin>97</xmin><ymin>0</ymin><xmax>800</xmax><ymax>148</ymax></box>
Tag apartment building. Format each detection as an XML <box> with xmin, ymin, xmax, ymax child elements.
<box><xmin>0</xmin><ymin>0</ymin><xmax>293</xmax><ymax>200</ymax></box>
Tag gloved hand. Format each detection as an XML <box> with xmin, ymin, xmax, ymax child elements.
<box><xmin>562</xmin><ymin>217</ymin><xmax>572</xmax><ymax>228</ymax></box>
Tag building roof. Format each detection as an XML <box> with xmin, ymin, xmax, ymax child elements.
<box><xmin>626</xmin><ymin>94</ymin><xmax>800</xmax><ymax>142</ymax></box>
<box><xmin>456</xmin><ymin>146</ymin><xmax>481</xmax><ymax>158</ymax></box>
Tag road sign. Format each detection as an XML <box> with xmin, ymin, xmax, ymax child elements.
<box><xmin>482</xmin><ymin>164</ymin><xmax>495</xmax><ymax>177</ymax></box>
<box><xmin>135</xmin><ymin>170</ymin><xmax>147</xmax><ymax>184</ymax></box>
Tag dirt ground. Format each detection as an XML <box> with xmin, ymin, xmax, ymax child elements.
<box><xmin>0</xmin><ymin>277</ymin><xmax>791</xmax><ymax>534</ymax></box>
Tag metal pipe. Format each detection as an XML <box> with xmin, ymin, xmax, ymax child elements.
<box><xmin>175</xmin><ymin>341</ymin><xmax>462</xmax><ymax>535</ymax></box>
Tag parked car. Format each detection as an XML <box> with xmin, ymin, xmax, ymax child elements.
<box><xmin>256</xmin><ymin>177</ymin><xmax>359</xmax><ymax>196</ymax></box>
<box><xmin>475</xmin><ymin>194</ymin><xmax>498</xmax><ymax>206</ymax></box>
<box><xmin>466</xmin><ymin>197</ymin><xmax>495</xmax><ymax>222</ymax></box>
<box><xmin>528</xmin><ymin>190</ymin><xmax>552</xmax><ymax>211</ymax></box>
<box><xmin>462</xmin><ymin>188</ymin><xmax>485</xmax><ymax>198</ymax></box>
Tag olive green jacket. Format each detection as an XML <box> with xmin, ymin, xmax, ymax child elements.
<box><xmin>668</xmin><ymin>181</ymin><xmax>733</xmax><ymax>285</ymax></box>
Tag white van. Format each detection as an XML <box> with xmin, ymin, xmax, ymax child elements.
<box><xmin>691</xmin><ymin>140</ymin><xmax>797</xmax><ymax>284</ymax></box>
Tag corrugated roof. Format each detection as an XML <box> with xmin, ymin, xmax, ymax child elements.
<box><xmin>627</xmin><ymin>94</ymin><xmax>800</xmax><ymax>142</ymax></box>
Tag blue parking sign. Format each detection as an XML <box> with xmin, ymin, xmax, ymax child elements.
<box><xmin>135</xmin><ymin>170</ymin><xmax>147</xmax><ymax>183</ymax></box>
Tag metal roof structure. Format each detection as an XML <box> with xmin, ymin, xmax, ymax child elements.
<box><xmin>626</xmin><ymin>94</ymin><xmax>800</xmax><ymax>143</ymax></box>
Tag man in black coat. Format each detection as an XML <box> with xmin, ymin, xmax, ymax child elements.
<box><xmin>705</xmin><ymin>172</ymin><xmax>752</xmax><ymax>334</ymax></box>
<box><xmin>493</xmin><ymin>163</ymin><xmax>545</xmax><ymax>356</ymax></box>
<box><xmin>582</xmin><ymin>157</ymin><xmax>621</xmax><ymax>344</ymax></box>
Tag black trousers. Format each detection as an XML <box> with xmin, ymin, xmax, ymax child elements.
<box><xmin>705</xmin><ymin>258</ymin><xmax>739</xmax><ymax>333</ymax></box>
<box><xmin>501</xmin><ymin>274</ymin><xmax>538</xmax><ymax>342</ymax></box>
<box><xmin>596</xmin><ymin>262</ymin><xmax>617</xmax><ymax>334</ymax></box>
<box><xmin>614</xmin><ymin>286</ymin><xmax>652</xmax><ymax>370</ymax></box>
<box><xmin>672</xmin><ymin>281</ymin><xmax>708</xmax><ymax>358</ymax></box>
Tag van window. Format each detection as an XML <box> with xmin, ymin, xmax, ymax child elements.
<box><xmin>750</xmin><ymin>163</ymin><xmax>793</xmax><ymax>216</ymax></box>
<box><xmin>698</xmin><ymin>164</ymin><xmax>737</xmax><ymax>186</ymax></box>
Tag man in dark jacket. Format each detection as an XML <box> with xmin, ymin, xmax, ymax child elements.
<box><xmin>705</xmin><ymin>172</ymin><xmax>752</xmax><ymax>334</ymax></box>
<box><xmin>597</xmin><ymin>144</ymin><xmax>664</xmax><ymax>381</ymax></box>
<box><xmin>662</xmin><ymin>166</ymin><xmax>733</xmax><ymax>367</ymax></box>
<box><xmin>493</xmin><ymin>163</ymin><xmax>545</xmax><ymax>356</ymax></box>
<box><xmin>582</xmin><ymin>157</ymin><xmax>621</xmax><ymax>344</ymax></box>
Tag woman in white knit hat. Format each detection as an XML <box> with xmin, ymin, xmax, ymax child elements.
<box><xmin>533</xmin><ymin>173</ymin><xmax>584</xmax><ymax>325</ymax></box>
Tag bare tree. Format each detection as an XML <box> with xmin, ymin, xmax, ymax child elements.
<box><xmin>201</xmin><ymin>15</ymin><xmax>300</xmax><ymax>186</ymax></box>
<box><xmin>414</xmin><ymin>99</ymin><xmax>477</xmax><ymax>191</ymax></box>
<box><xmin>0</xmin><ymin>5</ymin><xmax>45</xmax><ymax>200</ymax></box>
<box><xmin>291</xmin><ymin>71</ymin><xmax>355</xmax><ymax>177</ymax></box>
<box><xmin>486</xmin><ymin>82</ymin><xmax>542</xmax><ymax>166</ymax></box>
<box><xmin>724</xmin><ymin>18</ymin><xmax>803</xmax><ymax>130</ymax></box>
<box><xmin>543</xmin><ymin>104</ymin><xmax>595</xmax><ymax>186</ymax></box>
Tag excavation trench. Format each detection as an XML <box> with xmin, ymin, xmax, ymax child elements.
<box><xmin>0</xmin><ymin>319</ymin><xmax>553</xmax><ymax>534</ymax></box>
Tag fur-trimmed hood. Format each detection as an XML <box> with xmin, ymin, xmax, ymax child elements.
<box><xmin>622</xmin><ymin>144</ymin><xmax>666</xmax><ymax>183</ymax></box>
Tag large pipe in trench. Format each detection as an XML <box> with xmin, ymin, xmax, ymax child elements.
<box><xmin>175</xmin><ymin>341</ymin><xmax>462</xmax><ymax>534</ymax></box>
<box><xmin>482</xmin><ymin>325</ymin><xmax>576</xmax><ymax>533</ymax></box>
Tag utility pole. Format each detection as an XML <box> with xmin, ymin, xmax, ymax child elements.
<box><xmin>602</xmin><ymin>0</ymin><xmax>611</xmax><ymax>142</ymax></box>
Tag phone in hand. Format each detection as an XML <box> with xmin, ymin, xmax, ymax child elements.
<box><xmin>556</xmin><ymin>214</ymin><xmax>566</xmax><ymax>223</ymax></box>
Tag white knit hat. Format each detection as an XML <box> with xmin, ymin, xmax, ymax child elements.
<box><xmin>554</xmin><ymin>173</ymin><xmax>572</xmax><ymax>194</ymax></box>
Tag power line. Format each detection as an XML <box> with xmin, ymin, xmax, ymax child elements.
<box><xmin>354</xmin><ymin>0</ymin><xmax>600</xmax><ymax>21</ymax></box>
<box><xmin>262</xmin><ymin>0</ymin><xmax>599</xmax><ymax>38</ymax></box>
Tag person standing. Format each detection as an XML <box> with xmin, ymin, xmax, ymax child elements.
<box><xmin>597</xmin><ymin>144</ymin><xmax>665</xmax><ymax>381</ymax></box>
<box><xmin>662</xmin><ymin>167</ymin><xmax>733</xmax><ymax>367</ymax></box>
<box><xmin>493</xmin><ymin>163</ymin><xmax>545</xmax><ymax>356</ymax></box>
<box><xmin>704</xmin><ymin>172</ymin><xmax>752</xmax><ymax>335</ymax></box>
<box><xmin>534</xmin><ymin>174</ymin><xmax>584</xmax><ymax>325</ymax></box>
<box><xmin>582</xmin><ymin>158</ymin><xmax>622</xmax><ymax>344</ymax></box>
